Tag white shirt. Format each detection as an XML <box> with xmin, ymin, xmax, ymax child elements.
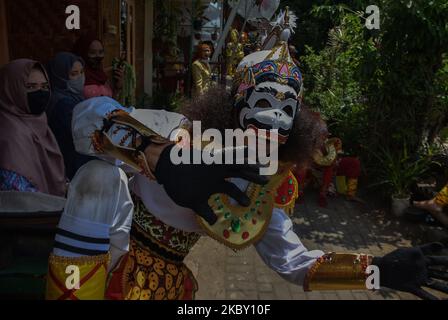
<box><xmin>71</xmin><ymin>98</ymin><xmax>324</xmax><ymax>285</ymax></box>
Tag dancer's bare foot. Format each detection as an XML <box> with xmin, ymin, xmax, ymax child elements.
<box><xmin>414</xmin><ymin>199</ymin><xmax>448</xmax><ymax>227</ymax></box>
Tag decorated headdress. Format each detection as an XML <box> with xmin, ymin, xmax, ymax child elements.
<box><xmin>233</xmin><ymin>42</ymin><xmax>303</xmax><ymax>104</ymax></box>
<box><xmin>231</xmin><ymin>8</ymin><xmax>303</xmax><ymax>144</ymax></box>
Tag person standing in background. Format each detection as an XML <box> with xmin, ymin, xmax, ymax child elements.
<box><xmin>47</xmin><ymin>52</ymin><xmax>95</xmax><ymax>180</ymax></box>
<box><xmin>192</xmin><ymin>43</ymin><xmax>212</xmax><ymax>98</ymax></box>
<box><xmin>73</xmin><ymin>35</ymin><xmax>124</xmax><ymax>100</ymax></box>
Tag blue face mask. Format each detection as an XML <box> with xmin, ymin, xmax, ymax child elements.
<box><xmin>67</xmin><ymin>74</ymin><xmax>85</xmax><ymax>96</ymax></box>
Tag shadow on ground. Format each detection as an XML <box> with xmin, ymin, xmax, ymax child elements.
<box><xmin>294</xmin><ymin>189</ymin><xmax>448</xmax><ymax>255</ymax></box>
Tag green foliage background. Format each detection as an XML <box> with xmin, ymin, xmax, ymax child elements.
<box><xmin>283</xmin><ymin>0</ymin><xmax>448</xmax><ymax>196</ymax></box>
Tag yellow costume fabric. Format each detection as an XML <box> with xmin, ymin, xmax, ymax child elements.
<box><xmin>335</xmin><ymin>176</ymin><xmax>347</xmax><ymax>195</ymax></box>
<box><xmin>346</xmin><ymin>179</ymin><xmax>358</xmax><ymax>197</ymax></box>
<box><xmin>226</xmin><ymin>29</ymin><xmax>245</xmax><ymax>77</ymax></box>
<box><xmin>435</xmin><ymin>184</ymin><xmax>448</xmax><ymax>207</ymax></box>
<box><xmin>337</xmin><ymin>177</ymin><xmax>358</xmax><ymax>197</ymax></box>
<box><xmin>46</xmin><ymin>254</ymin><xmax>110</xmax><ymax>300</ymax></box>
<box><xmin>192</xmin><ymin>60</ymin><xmax>212</xmax><ymax>97</ymax></box>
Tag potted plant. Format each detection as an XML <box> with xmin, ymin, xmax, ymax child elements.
<box><xmin>370</xmin><ymin>146</ymin><xmax>432</xmax><ymax>217</ymax></box>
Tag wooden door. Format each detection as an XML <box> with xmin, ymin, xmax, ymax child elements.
<box><xmin>99</xmin><ymin>0</ymin><xmax>121</xmax><ymax>71</ymax></box>
<box><xmin>0</xmin><ymin>0</ymin><xmax>9</xmax><ymax>66</ymax></box>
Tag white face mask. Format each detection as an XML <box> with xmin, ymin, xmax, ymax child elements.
<box><xmin>243</xmin><ymin>91</ymin><xmax>298</xmax><ymax>130</ymax></box>
<box><xmin>238</xmin><ymin>83</ymin><xmax>300</xmax><ymax>143</ymax></box>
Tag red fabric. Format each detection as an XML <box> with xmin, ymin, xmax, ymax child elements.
<box><xmin>318</xmin><ymin>165</ymin><xmax>335</xmax><ymax>207</ymax></box>
<box><xmin>336</xmin><ymin>157</ymin><xmax>361</xmax><ymax>179</ymax></box>
<box><xmin>274</xmin><ymin>173</ymin><xmax>296</xmax><ymax>206</ymax></box>
<box><xmin>84</xmin><ymin>66</ymin><xmax>108</xmax><ymax>86</ymax></box>
<box><xmin>72</xmin><ymin>34</ymin><xmax>108</xmax><ymax>86</ymax></box>
<box><xmin>105</xmin><ymin>254</ymin><xmax>128</xmax><ymax>300</ymax></box>
<box><xmin>292</xmin><ymin>168</ymin><xmax>307</xmax><ymax>190</ymax></box>
<box><xmin>181</xmin><ymin>273</ymin><xmax>196</xmax><ymax>300</ymax></box>
<box><xmin>83</xmin><ymin>84</ymin><xmax>113</xmax><ymax>99</ymax></box>
<box><xmin>321</xmin><ymin>165</ymin><xmax>335</xmax><ymax>194</ymax></box>
<box><xmin>318</xmin><ymin>193</ymin><xmax>328</xmax><ymax>208</ymax></box>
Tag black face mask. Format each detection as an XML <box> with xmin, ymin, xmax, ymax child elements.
<box><xmin>87</xmin><ymin>57</ymin><xmax>104</xmax><ymax>69</ymax></box>
<box><xmin>27</xmin><ymin>90</ymin><xmax>50</xmax><ymax>115</ymax></box>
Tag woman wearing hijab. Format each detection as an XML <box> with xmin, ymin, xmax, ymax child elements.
<box><xmin>47</xmin><ymin>52</ymin><xmax>94</xmax><ymax>179</ymax></box>
<box><xmin>0</xmin><ymin>59</ymin><xmax>66</xmax><ymax>196</ymax></box>
<box><xmin>72</xmin><ymin>34</ymin><xmax>124</xmax><ymax>99</ymax></box>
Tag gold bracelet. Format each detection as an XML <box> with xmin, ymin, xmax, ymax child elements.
<box><xmin>304</xmin><ymin>253</ymin><xmax>373</xmax><ymax>291</ymax></box>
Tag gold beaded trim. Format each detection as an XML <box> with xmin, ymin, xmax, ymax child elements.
<box><xmin>49</xmin><ymin>253</ymin><xmax>111</xmax><ymax>265</ymax></box>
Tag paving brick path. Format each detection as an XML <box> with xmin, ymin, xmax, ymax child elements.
<box><xmin>184</xmin><ymin>191</ymin><xmax>448</xmax><ymax>300</ymax></box>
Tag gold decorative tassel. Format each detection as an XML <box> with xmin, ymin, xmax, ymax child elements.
<box><xmin>46</xmin><ymin>254</ymin><xmax>110</xmax><ymax>300</ymax></box>
<box><xmin>434</xmin><ymin>184</ymin><xmax>448</xmax><ymax>207</ymax></box>
<box><xmin>304</xmin><ymin>253</ymin><xmax>373</xmax><ymax>291</ymax></box>
<box><xmin>283</xmin><ymin>202</ymin><xmax>296</xmax><ymax>216</ymax></box>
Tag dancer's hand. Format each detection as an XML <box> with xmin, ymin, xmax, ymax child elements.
<box><xmin>154</xmin><ymin>145</ymin><xmax>269</xmax><ymax>225</ymax></box>
<box><xmin>372</xmin><ymin>242</ymin><xmax>448</xmax><ymax>299</ymax></box>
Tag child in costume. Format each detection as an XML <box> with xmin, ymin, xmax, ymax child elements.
<box><xmin>294</xmin><ymin>130</ymin><xmax>362</xmax><ymax>208</ymax></box>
